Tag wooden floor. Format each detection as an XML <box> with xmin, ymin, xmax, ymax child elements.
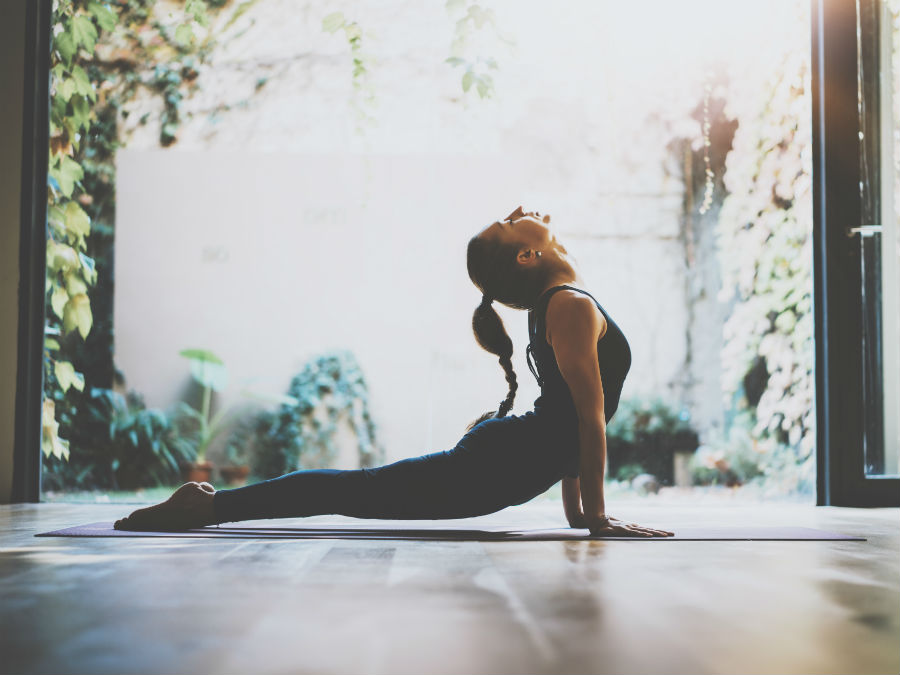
<box><xmin>0</xmin><ymin>501</ymin><xmax>897</xmax><ymax>675</ymax></box>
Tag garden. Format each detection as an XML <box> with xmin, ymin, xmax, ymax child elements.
<box><xmin>43</xmin><ymin>0</ymin><xmax>828</xmax><ymax>503</ymax></box>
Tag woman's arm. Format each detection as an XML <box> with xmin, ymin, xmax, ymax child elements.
<box><xmin>562</xmin><ymin>476</ymin><xmax>586</xmax><ymax>528</ymax></box>
<box><xmin>546</xmin><ymin>291</ymin><xmax>673</xmax><ymax>538</ymax></box>
<box><xmin>545</xmin><ymin>292</ymin><xmax>608</xmax><ymax>529</ymax></box>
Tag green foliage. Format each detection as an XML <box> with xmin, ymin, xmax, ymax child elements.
<box><xmin>42</xmin><ymin>388</ymin><xmax>195</xmax><ymax>491</ymax></box>
<box><xmin>606</xmin><ymin>397</ymin><xmax>695</xmax><ymax>445</ymax></box>
<box><xmin>175</xmin><ymin>348</ymin><xmax>233</xmax><ymax>463</ymax></box>
<box><xmin>44</xmin><ymin>0</ymin><xmax>232</xmax><ymax>478</ymax></box>
<box><xmin>605</xmin><ymin>397</ymin><xmax>699</xmax><ymax>486</ymax></box>
<box><xmin>715</xmin><ymin>49</ymin><xmax>815</xmax><ymax>495</ymax></box>
<box><xmin>444</xmin><ymin>1</ymin><xmax>512</xmax><ymax>100</ymax></box>
<box><xmin>322</xmin><ymin>11</ymin><xmax>377</xmax><ymax>131</ymax></box>
<box><xmin>247</xmin><ymin>351</ymin><xmax>383</xmax><ymax>478</ymax></box>
<box><xmin>689</xmin><ymin>412</ymin><xmax>765</xmax><ymax>487</ymax></box>
<box><xmin>614</xmin><ymin>463</ymin><xmax>645</xmax><ymax>483</ymax></box>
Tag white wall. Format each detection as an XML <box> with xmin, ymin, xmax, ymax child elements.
<box><xmin>112</xmin><ymin>0</ymin><xmax>809</xmax><ymax>465</ymax></box>
<box><xmin>115</xmin><ymin>149</ymin><xmax>688</xmax><ymax>463</ymax></box>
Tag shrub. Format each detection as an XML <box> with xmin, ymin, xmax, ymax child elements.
<box><xmin>605</xmin><ymin>397</ymin><xmax>699</xmax><ymax>485</ymax></box>
<box><xmin>43</xmin><ymin>388</ymin><xmax>195</xmax><ymax>491</ymax></box>
<box><xmin>243</xmin><ymin>351</ymin><xmax>383</xmax><ymax>479</ymax></box>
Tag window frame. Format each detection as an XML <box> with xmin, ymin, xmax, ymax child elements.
<box><xmin>812</xmin><ymin>0</ymin><xmax>900</xmax><ymax>505</ymax></box>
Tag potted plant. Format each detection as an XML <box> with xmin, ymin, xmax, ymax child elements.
<box><xmin>176</xmin><ymin>348</ymin><xmax>231</xmax><ymax>483</ymax></box>
<box><xmin>219</xmin><ymin>417</ymin><xmax>254</xmax><ymax>487</ymax></box>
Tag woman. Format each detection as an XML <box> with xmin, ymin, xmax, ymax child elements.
<box><xmin>115</xmin><ymin>207</ymin><xmax>672</xmax><ymax>538</ymax></box>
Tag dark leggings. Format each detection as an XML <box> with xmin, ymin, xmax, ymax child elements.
<box><xmin>212</xmin><ymin>409</ymin><xmax>577</xmax><ymax>524</ymax></box>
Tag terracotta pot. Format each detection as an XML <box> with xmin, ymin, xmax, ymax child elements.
<box><xmin>219</xmin><ymin>464</ymin><xmax>250</xmax><ymax>487</ymax></box>
<box><xmin>184</xmin><ymin>461</ymin><xmax>214</xmax><ymax>484</ymax></box>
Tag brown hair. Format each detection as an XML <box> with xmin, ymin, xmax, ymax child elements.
<box><xmin>465</xmin><ymin>233</ymin><xmax>543</xmax><ymax>430</ymax></box>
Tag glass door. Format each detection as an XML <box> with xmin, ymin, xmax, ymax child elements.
<box><xmin>856</xmin><ymin>0</ymin><xmax>900</xmax><ymax>480</ymax></box>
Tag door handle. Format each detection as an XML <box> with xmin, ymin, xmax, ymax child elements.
<box><xmin>847</xmin><ymin>224</ymin><xmax>883</xmax><ymax>237</ymax></box>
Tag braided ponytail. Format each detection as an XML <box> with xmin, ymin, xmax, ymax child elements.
<box><xmin>467</xmin><ymin>296</ymin><xmax>518</xmax><ymax>430</ymax></box>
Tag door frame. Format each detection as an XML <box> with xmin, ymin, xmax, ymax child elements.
<box><xmin>10</xmin><ymin>0</ymin><xmax>899</xmax><ymax>505</ymax></box>
<box><xmin>12</xmin><ymin>0</ymin><xmax>50</xmax><ymax>503</ymax></box>
<box><xmin>812</xmin><ymin>0</ymin><xmax>900</xmax><ymax>506</ymax></box>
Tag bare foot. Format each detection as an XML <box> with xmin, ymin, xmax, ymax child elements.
<box><xmin>114</xmin><ymin>482</ymin><xmax>217</xmax><ymax>531</ymax></box>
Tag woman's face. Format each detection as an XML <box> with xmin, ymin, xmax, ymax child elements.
<box><xmin>479</xmin><ymin>208</ymin><xmax>568</xmax><ymax>259</ymax></box>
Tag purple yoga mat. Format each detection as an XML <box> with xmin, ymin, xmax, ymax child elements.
<box><xmin>35</xmin><ymin>522</ymin><xmax>866</xmax><ymax>541</ymax></box>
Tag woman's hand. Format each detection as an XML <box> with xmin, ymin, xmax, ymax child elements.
<box><xmin>566</xmin><ymin>512</ymin><xmax>587</xmax><ymax>529</ymax></box>
<box><xmin>586</xmin><ymin>515</ymin><xmax>673</xmax><ymax>538</ymax></box>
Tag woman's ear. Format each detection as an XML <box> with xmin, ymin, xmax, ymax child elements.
<box><xmin>505</xmin><ymin>206</ymin><xmax>525</xmax><ymax>221</ymax></box>
<box><xmin>516</xmin><ymin>248</ymin><xmax>540</xmax><ymax>265</ymax></box>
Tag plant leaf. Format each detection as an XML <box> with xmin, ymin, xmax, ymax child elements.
<box><xmin>63</xmin><ymin>293</ymin><xmax>93</xmax><ymax>339</ymax></box>
<box><xmin>88</xmin><ymin>2</ymin><xmax>118</xmax><ymax>32</ymax></box>
<box><xmin>322</xmin><ymin>11</ymin><xmax>345</xmax><ymax>33</ymax></box>
<box><xmin>55</xmin><ymin>31</ymin><xmax>76</xmax><ymax>64</ymax></box>
<box><xmin>71</xmin><ymin>65</ymin><xmax>96</xmax><ymax>102</ymax></box>
<box><xmin>54</xmin><ymin>360</ymin><xmax>85</xmax><ymax>393</ymax></box>
<box><xmin>53</xmin><ymin>155</ymin><xmax>84</xmax><ymax>198</ymax></box>
<box><xmin>71</xmin><ymin>15</ymin><xmax>99</xmax><ymax>52</ymax></box>
<box><xmin>64</xmin><ymin>201</ymin><xmax>91</xmax><ymax>244</ymax></box>
<box><xmin>50</xmin><ymin>285</ymin><xmax>69</xmax><ymax>318</ymax></box>
<box><xmin>174</xmin><ymin>23</ymin><xmax>194</xmax><ymax>45</ymax></box>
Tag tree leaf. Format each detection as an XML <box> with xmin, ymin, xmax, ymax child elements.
<box><xmin>44</xmin><ymin>338</ymin><xmax>61</xmax><ymax>351</ymax></box>
<box><xmin>322</xmin><ymin>11</ymin><xmax>345</xmax><ymax>33</ymax></box>
<box><xmin>174</xmin><ymin>23</ymin><xmax>194</xmax><ymax>45</ymax></box>
<box><xmin>186</xmin><ymin>0</ymin><xmax>209</xmax><ymax>27</ymax></box>
<box><xmin>71</xmin><ymin>66</ymin><xmax>96</xmax><ymax>101</ymax></box>
<box><xmin>64</xmin><ymin>200</ymin><xmax>91</xmax><ymax>245</ymax></box>
<box><xmin>63</xmin><ymin>293</ymin><xmax>93</xmax><ymax>339</ymax></box>
<box><xmin>55</xmin><ymin>31</ymin><xmax>76</xmax><ymax>64</ymax></box>
<box><xmin>54</xmin><ymin>360</ymin><xmax>85</xmax><ymax>393</ymax></box>
<box><xmin>445</xmin><ymin>0</ymin><xmax>466</xmax><ymax>14</ymax></box>
<box><xmin>88</xmin><ymin>2</ymin><xmax>117</xmax><ymax>32</ymax></box>
<box><xmin>180</xmin><ymin>348</ymin><xmax>224</xmax><ymax>364</ymax></box>
<box><xmin>79</xmin><ymin>252</ymin><xmax>97</xmax><ymax>284</ymax></box>
<box><xmin>53</xmin><ymin>155</ymin><xmax>84</xmax><ymax>198</ymax></box>
<box><xmin>58</xmin><ymin>77</ymin><xmax>76</xmax><ymax>102</ymax></box>
<box><xmin>50</xmin><ymin>285</ymin><xmax>69</xmax><ymax>319</ymax></box>
<box><xmin>48</xmin><ymin>241</ymin><xmax>79</xmax><ymax>273</ymax></box>
<box><xmin>344</xmin><ymin>23</ymin><xmax>362</xmax><ymax>41</ymax></box>
<box><xmin>71</xmin><ymin>15</ymin><xmax>98</xmax><ymax>52</ymax></box>
<box><xmin>65</xmin><ymin>272</ymin><xmax>88</xmax><ymax>296</ymax></box>
<box><xmin>47</xmin><ymin>205</ymin><xmax>67</xmax><ymax>237</ymax></box>
<box><xmin>70</xmin><ymin>94</ymin><xmax>91</xmax><ymax>133</ymax></box>
<box><xmin>462</xmin><ymin>71</ymin><xmax>474</xmax><ymax>92</ymax></box>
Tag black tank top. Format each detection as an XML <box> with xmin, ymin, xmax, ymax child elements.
<box><xmin>527</xmin><ymin>285</ymin><xmax>632</xmax><ymax>423</ymax></box>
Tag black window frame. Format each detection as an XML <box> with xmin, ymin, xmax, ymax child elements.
<box><xmin>812</xmin><ymin>0</ymin><xmax>899</xmax><ymax>506</ymax></box>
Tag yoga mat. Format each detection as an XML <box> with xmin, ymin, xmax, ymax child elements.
<box><xmin>36</xmin><ymin>522</ymin><xmax>866</xmax><ymax>541</ymax></box>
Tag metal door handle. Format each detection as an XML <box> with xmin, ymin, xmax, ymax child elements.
<box><xmin>847</xmin><ymin>224</ymin><xmax>883</xmax><ymax>237</ymax></box>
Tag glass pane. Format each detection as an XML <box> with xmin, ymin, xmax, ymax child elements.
<box><xmin>881</xmin><ymin>0</ymin><xmax>900</xmax><ymax>475</ymax></box>
<box><xmin>859</xmin><ymin>0</ymin><xmax>900</xmax><ymax>477</ymax></box>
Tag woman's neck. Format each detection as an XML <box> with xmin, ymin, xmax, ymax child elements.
<box><xmin>537</xmin><ymin>267</ymin><xmax>582</xmax><ymax>297</ymax></box>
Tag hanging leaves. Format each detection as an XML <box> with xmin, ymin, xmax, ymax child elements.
<box><xmin>44</xmin><ymin>0</ymin><xmax>221</xmax><ymax>466</ymax></box>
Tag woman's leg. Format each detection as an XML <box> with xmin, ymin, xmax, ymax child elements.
<box><xmin>116</xmin><ymin>412</ymin><xmax>569</xmax><ymax>530</ymax></box>
<box><xmin>212</xmin><ymin>450</ymin><xmax>494</xmax><ymax>524</ymax></box>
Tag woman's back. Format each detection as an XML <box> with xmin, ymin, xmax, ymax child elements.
<box><xmin>527</xmin><ymin>285</ymin><xmax>632</xmax><ymax>424</ymax></box>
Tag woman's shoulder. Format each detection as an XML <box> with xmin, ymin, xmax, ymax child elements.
<box><xmin>544</xmin><ymin>287</ymin><xmax>608</xmax><ymax>343</ymax></box>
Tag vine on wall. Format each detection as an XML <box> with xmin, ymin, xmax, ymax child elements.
<box><xmin>715</xmin><ymin>51</ymin><xmax>815</xmax><ymax>494</ymax></box>
<box><xmin>44</xmin><ymin>0</ymin><xmax>225</xmax><ymax>465</ymax></box>
<box><xmin>444</xmin><ymin>0</ymin><xmax>512</xmax><ymax>99</ymax></box>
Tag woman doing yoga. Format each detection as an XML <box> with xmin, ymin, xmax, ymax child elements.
<box><xmin>115</xmin><ymin>207</ymin><xmax>672</xmax><ymax>537</ymax></box>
